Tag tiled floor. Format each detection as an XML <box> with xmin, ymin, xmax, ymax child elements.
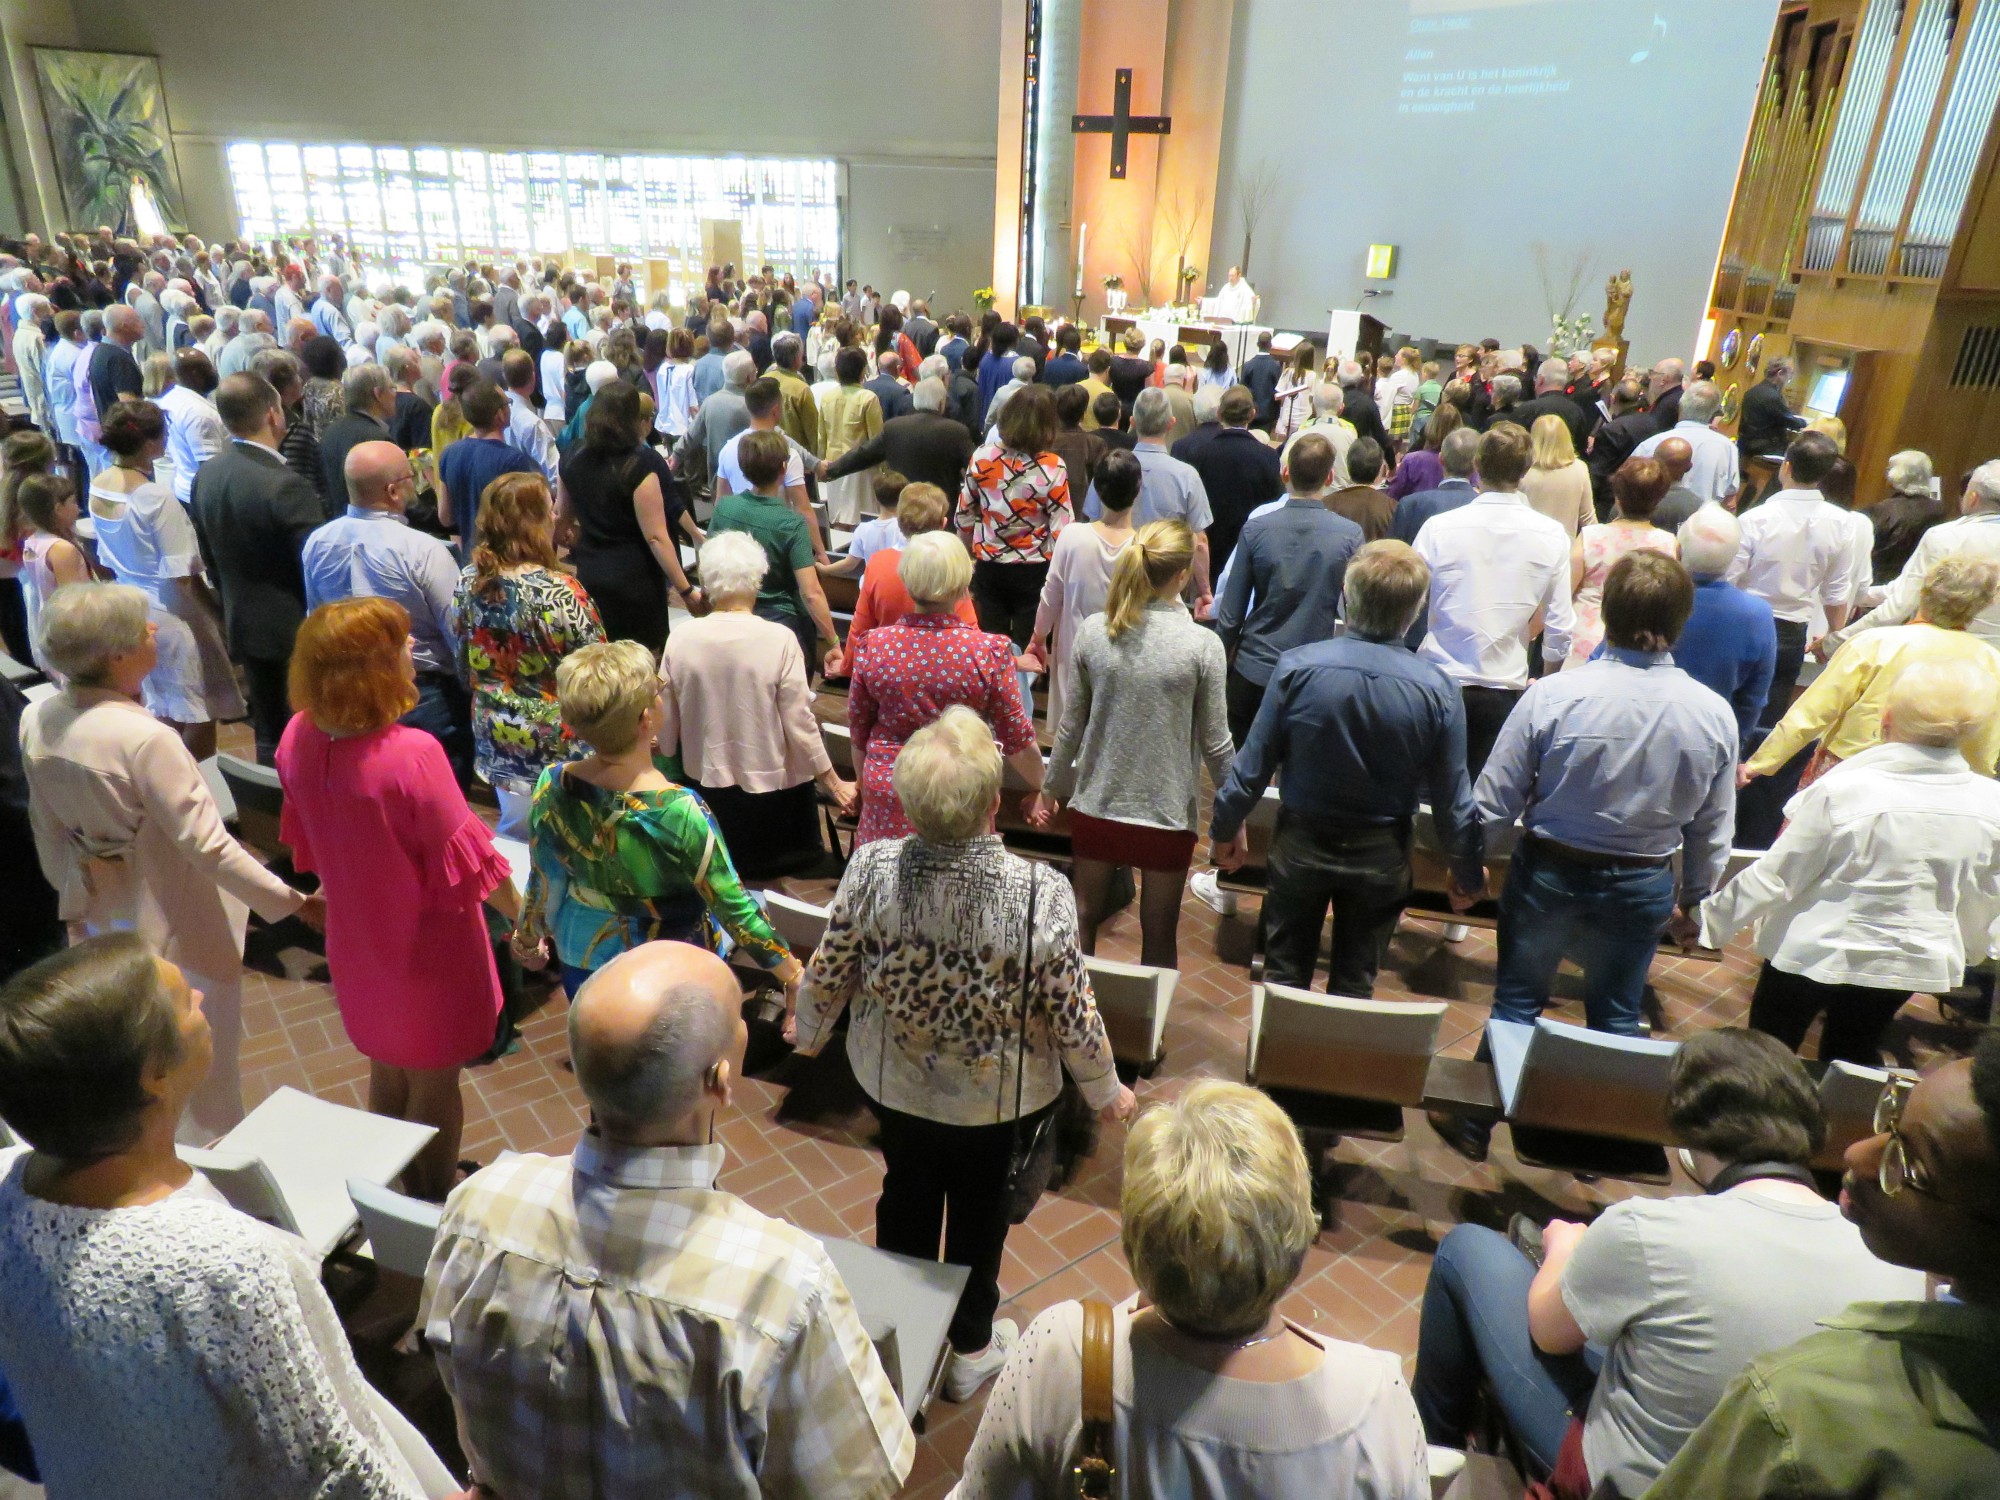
<box><xmin>220</xmin><ymin>732</ymin><xmax>1976</xmax><ymax>1498</ymax></box>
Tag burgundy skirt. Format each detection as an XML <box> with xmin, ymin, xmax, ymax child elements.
<box><xmin>1068</xmin><ymin>810</ymin><xmax>1199</xmax><ymax>873</ymax></box>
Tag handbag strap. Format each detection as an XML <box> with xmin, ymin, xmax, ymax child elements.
<box><xmin>1073</xmin><ymin>1298</ymin><xmax>1117</xmax><ymax>1498</ymax></box>
<box><xmin>1006</xmin><ymin>865</ymin><xmax>1040</xmax><ymax>1125</ymax></box>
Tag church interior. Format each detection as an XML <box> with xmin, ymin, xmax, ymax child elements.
<box><xmin>0</xmin><ymin>1</ymin><xmax>1998</xmax><ymax>1497</ymax></box>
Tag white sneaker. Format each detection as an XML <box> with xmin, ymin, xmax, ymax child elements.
<box><xmin>1190</xmin><ymin>868</ymin><xmax>1238</xmax><ymax>916</ymax></box>
<box><xmin>944</xmin><ymin>1318</ymin><xmax>1019</xmax><ymax>1401</ymax></box>
<box><xmin>1442</xmin><ymin>923</ymin><xmax>1470</xmax><ymax>943</ymax></box>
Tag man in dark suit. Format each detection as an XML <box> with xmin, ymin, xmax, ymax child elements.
<box><xmin>1336</xmin><ymin>360</ymin><xmax>1391</xmax><ymax>452</ymax></box>
<box><xmin>1184</xmin><ymin>385</ymin><xmax>1283</xmax><ymax>580</ymax></box>
<box><xmin>1647</xmin><ymin>358</ymin><xmax>1686</xmax><ymax>433</ymax></box>
<box><xmin>192</xmin><ymin>372</ymin><xmax>324</xmax><ymax>763</ymax></box>
<box><xmin>819</xmin><ymin>375</ymin><xmax>975</xmax><ymax>497</ymax></box>
<box><xmin>510</xmin><ymin>296</ymin><xmax>546</xmax><ymax>370</ymax></box>
<box><xmin>1507</xmin><ymin>357</ymin><xmax>1591</xmax><ymax>453</ymax></box>
<box><xmin>1238</xmin><ymin>332</ymin><xmax>1284</xmax><ymax>430</ymax></box>
<box><xmin>316</xmin><ymin>362</ymin><xmax>398</xmax><ymax>515</ymax></box>
<box><xmin>905</xmin><ymin>299</ymin><xmax>939</xmax><ymax>360</ymax></box>
<box><xmin>864</xmin><ymin>350</ymin><xmax>915</xmax><ymax>422</ymax></box>
<box><xmin>1587</xmin><ymin>378</ymin><xmax>1655</xmax><ymax>519</ymax></box>
<box><xmin>1171</xmin><ymin>384</ymin><xmax>1225</xmax><ymax>466</ymax></box>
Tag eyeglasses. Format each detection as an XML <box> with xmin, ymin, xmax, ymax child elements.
<box><xmin>1873</xmin><ymin>1075</ymin><xmax>1932</xmax><ymax>1199</ymax></box>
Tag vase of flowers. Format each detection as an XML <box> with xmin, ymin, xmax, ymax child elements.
<box><xmin>1178</xmin><ymin>264</ymin><xmax>1200</xmax><ymax>313</ymax></box>
<box><xmin>1101</xmin><ymin>273</ymin><xmax>1126</xmax><ymax>314</ymax></box>
<box><xmin>1549</xmin><ymin>312</ymin><xmax>1595</xmax><ymax>358</ymax></box>
<box><xmin>972</xmin><ymin>286</ymin><xmax>997</xmax><ymax>313</ymax></box>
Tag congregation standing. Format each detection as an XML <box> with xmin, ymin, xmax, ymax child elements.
<box><xmin>0</xmin><ymin>226</ymin><xmax>1994</xmax><ymax>1500</ymax></box>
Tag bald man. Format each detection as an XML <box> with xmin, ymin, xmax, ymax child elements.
<box><xmin>422</xmin><ymin>943</ymin><xmax>914</xmax><ymax>1500</ymax></box>
<box><xmin>85</xmin><ymin>304</ymin><xmax>145</xmax><ymax>446</ymax></box>
<box><xmin>1648</xmin><ymin>435</ymin><xmax>1706</xmax><ymax>534</ymax></box>
<box><xmin>301</xmin><ymin>436</ymin><xmax>471</xmax><ymax>780</ymax></box>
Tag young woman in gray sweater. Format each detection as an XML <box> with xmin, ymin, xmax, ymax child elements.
<box><xmin>1030</xmin><ymin>519</ymin><xmax>1235</xmax><ymax>967</ymax></box>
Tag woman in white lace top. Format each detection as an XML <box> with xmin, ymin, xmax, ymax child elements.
<box><xmin>950</xmin><ymin>1081</ymin><xmax>1429</xmax><ymax>1500</ymax></box>
<box><xmin>0</xmin><ymin>935</ymin><xmax>428</xmax><ymax>1500</ymax></box>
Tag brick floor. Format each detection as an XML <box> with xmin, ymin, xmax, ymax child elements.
<box><xmin>216</xmin><ymin>728</ymin><xmax>1977</xmax><ymax>1497</ymax></box>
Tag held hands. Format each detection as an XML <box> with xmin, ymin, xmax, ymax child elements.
<box><xmin>821</xmin><ymin>645</ymin><xmax>847</xmax><ymax>678</ymax></box>
<box><xmin>827</xmin><ymin>778</ymin><xmax>860</xmax><ymax>817</ymax></box>
<box><xmin>1192</xmin><ymin>592</ymin><xmax>1215</xmax><ymax>622</ymax></box>
<box><xmin>1666</xmin><ymin>907</ymin><xmax>1703</xmax><ymax>951</ymax></box>
<box><xmin>293</xmin><ymin>892</ymin><xmax>328</xmax><ymax>933</ymax></box>
<box><xmin>1016</xmin><ymin>642</ymin><xmax>1047</xmax><ymax>674</ymax></box>
<box><xmin>1212</xmin><ymin>827</ymin><xmax>1250</xmax><ymax>872</ymax></box>
<box><xmin>508</xmin><ymin>930</ymin><xmax>551</xmax><ymax>971</ymax></box>
<box><xmin>1809</xmin><ymin>636</ymin><xmax>1833</xmax><ymax>663</ymax></box>
<box><xmin>1100</xmin><ymin>1083</ymin><xmax>1138</xmax><ymax>1124</ymax></box>
<box><xmin>1736</xmin><ymin>762</ymin><xmax>1757</xmax><ymax>789</ymax></box>
<box><xmin>1025</xmin><ymin>790</ymin><xmax>1059</xmax><ymax>828</ymax></box>
<box><xmin>1445</xmin><ymin>869</ymin><xmax>1489</xmax><ymax>913</ymax></box>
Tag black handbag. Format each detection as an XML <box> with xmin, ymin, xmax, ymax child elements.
<box><xmin>1003</xmin><ymin>869</ymin><xmax>1061</xmax><ymax>1224</ymax></box>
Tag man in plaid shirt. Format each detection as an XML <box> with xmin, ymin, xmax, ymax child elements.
<box><xmin>421</xmin><ymin>942</ymin><xmax>913</xmax><ymax>1499</ymax></box>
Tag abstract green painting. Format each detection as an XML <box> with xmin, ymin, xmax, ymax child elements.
<box><xmin>32</xmin><ymin>49</ymin><xmax>187</xmax><ymax>235</ymax></box>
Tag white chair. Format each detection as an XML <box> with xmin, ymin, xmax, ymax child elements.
<box><xmin>1084</xmin><ymin>956</ymin><xmax>1176</xmax><ymax>1075</ymax></box>
<box><xmin>183</xmin><ymin>1086</ymin><xmax>438</xmax><ymax>1257</ymax></box>
<box><xmin>1487</xmin><ymin>1018</ymin><xmax>1681</xmax><ymax>1181</ymax></box>
<box><xmin>346</xmin><ymin>1177</ymin><xmax>444</xmax><ymax>1279</ymax></box>
<box><xmin>1247</xmin><ymin>982</ymin><xmax>1448</xmax><ymax>1141</ymax></box>
<box><xmin>763</xmin><ymin>891</ymin><xmax>830</xmax><ymax>955</ymax></box>
<box><xmin>177</xmin><ymin>1145</ymin><xmax>302</xmax><ymax>1236</ymax></box>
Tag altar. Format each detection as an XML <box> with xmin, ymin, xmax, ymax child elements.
<box><xmin>1103</xmin><ymin>314</ymin><xmax>1268</xmax><ymax>370</ymax></box>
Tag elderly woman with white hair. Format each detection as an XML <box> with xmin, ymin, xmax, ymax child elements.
<box><xmin>1705</xmin><ymin>656</ymin><xmax>2000</xmax><ymax>1064</ymax></box>
<box><xmin>657</xmin><ymin>530</ymin><xmax>854</xmax><ymax>884</ymax></box>
<box><xmin>19</xmin><ymin>583</ymin><xmax>320</xmax><ymax>1136</ymax></box>
<box><xmin>847</xmin><ymin>530</ymin><xmax>1044</xmax><ymax>846</ymax></box>
<box><xmin>951</xmin><ymin>1080</ymin><xmax>1428</xmax><ymax>1499</ymax></box>
<box><xmin>1745</xmin><ymin>554</ymin><xmax>2000</xmax><ymax>786</ymax></box>
<box><xmin>1868</xmin><ymin>447</ymin><xmax>1945</xmax><ymax>584</ymax></box>
<box><xmin>797</xmin><ymin>706</ymin><xmax>1133</xmax><ymax>1402</ymax></box>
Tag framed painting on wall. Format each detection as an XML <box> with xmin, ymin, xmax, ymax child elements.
<box><xmin>31</xmin><ymin>49</ymin><xmax>187</xmax><ymax>235</ymax></box>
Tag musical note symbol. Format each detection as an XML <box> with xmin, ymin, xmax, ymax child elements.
<box><xmin>1631</xmin><ymin>13</ymin><xmax>1668</xmax><ymax>64</ymax></box>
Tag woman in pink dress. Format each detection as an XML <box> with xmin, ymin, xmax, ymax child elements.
<box><xmin>276</xmin><ymin>597</ymin><xmax>520</xmax><ymax>1199</ymax></box>
<box><xmin>1566</xmin><ymin>456</ymin><xmax>1679</xmax><ymax>668</ymax></box>
<box><xmin>847</xmin><ymin>533</ymin><xmax>1045</xmax><ymax>847</ymax></box>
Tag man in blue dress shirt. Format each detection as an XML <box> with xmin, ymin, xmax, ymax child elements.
<box><xmin>303</xmin><ymin>438</ymin><xmax>472</xmax><ymax>783</ymax></box>
<box><xmin>1213</xmin><ymin>538</ymin><xmax>1484</xmax><ymax>995</ymax></box>
<box><xmin>1667</xmin><ymin>505</ymin><xmax>1776</xmax><ymax>750</ymax></box>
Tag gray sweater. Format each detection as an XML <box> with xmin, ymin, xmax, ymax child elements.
<box><xmin>1045</xmin><ymin>600</ymin><xmax>1234</xmax><ymax>832</ymax></box>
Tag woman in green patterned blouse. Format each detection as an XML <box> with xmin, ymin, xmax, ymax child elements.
<box><xmin>510</xmin><ymin>640</ymin><xmax>801</xmax><ymax>1002</ymax></box>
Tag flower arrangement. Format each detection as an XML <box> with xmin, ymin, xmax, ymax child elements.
<box><xmin>1179</xmin><ymin>265</ymin><xmax>1200</xmax><ymax>291</ymax></box>
<box><xmin>1100</xmin><ymin>273</ymin><xmax>1123</xmax><ymax>290</ymax></box>
<box><xmin>972</xmin><ymin>286</ymin><xmax>997</xmax><ymax>312</ymax></box>
<box><xmin>1548</xmin><ymin>312</ymin><xmax>1595</xmax><ymax>358</ymax></box>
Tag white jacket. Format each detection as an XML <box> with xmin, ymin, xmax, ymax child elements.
<box><xmin>1700</xmin><ymin>741</ymin><xmax>2000</xmax><ymax>989</ymax></box>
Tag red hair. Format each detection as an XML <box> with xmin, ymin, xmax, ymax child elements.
<box><xmin>289</xmin><ymin>598</ymin><xmax>417</xmax><ymax>735</ymax></box>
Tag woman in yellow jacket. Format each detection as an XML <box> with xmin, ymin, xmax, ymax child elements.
<box><xmin>1744</xmin><ymin>554</ymin><xmax>2000</xmax><ymax>788</ymax></box>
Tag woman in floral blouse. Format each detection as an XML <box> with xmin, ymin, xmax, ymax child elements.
<box><xmin>796</xmin><ymin>706</ymin><xmax>1133</xmax><ymax>1403</ymax></box>
<box><xmin>511</xmin><ymin>640</ymin><xmax>799</xmax><ymax>1000</ymax></box>
<box><xmin>955</xmin><ymin>384</ymin><xmax>1072</xmax><ymax>649</ymax></box>
<box><xmin>451</xmin><ymin>473</ymin><xmax>604</xmax><ymax>839</ymax></box>
<box><xmin>846</xmin><ymin>532</ymin><xmax>1046</xmax><ymax>848</ymax></box>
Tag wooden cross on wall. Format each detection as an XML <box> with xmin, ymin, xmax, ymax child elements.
<box><xmin>1071</xmin><ymin>68</ymin><xmax>1171</xmax><ymax>180</ymax></box>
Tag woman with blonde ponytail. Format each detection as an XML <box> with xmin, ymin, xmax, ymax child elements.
<box><xmin>1030</xmin><ymin>519</ymin><xmax>1234</xmax><ymax>967</ymax></box>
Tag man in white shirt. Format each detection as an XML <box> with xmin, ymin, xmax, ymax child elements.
<box><xmin>1726</xmin><ymin>431</ymin><xmax>1864</xmax><ymax>732</ymax></box>
<box><xmin>1413</xmin><ymin>422</ymin><xmax>1575</xmax><ymax>776</ymax></box>
<box><xmin>1212</xmin><ymin>265</ymin><xmax>1257</xmax><ymax>324</ymax></box>
<box><xmin>1635</xmin><ymin>381</ymin><xmax>1740</xmax><ymax>509</ymax></box>
<box><xmin>154</xmin><ymin>348</ymin><xmax>232</xmax><ymax>506</ymax></box>
<box><xmin>498</xmin><ymin>349</ymin><xmax>558</xmax><ymax>486</ymax></box>
<box><xmin>1822</xmin><ymin>458</ymin><xmax>2000</xmax><ymax>653</ymax></box>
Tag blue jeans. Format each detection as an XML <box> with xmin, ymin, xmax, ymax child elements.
<box><xmin>1413</xmin><ymin>1225</ymin><xmax>1599</xmax><ymax>1477</ymax></box>
<box><xmin>1492</xmin><ymin>839</ymin><xmax>1676</xmax><ymax>1035</ymax></box>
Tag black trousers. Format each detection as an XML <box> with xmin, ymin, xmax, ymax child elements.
<box><xmin>971</xmin><ymin>559</ymin><xmax>1048</xmax><ymax>650</ymax></box>
<box><xmin>1262</xmin><ymin>815</ymin><xmax>1411</xmax><ymax>995</ymax></box>
<box><xmin>1748</xmin><ymin>960</ymin><xmax>1910</xmax><ymax>1065</ymax></box>
<box><xmin>403</xmin><ymin>672</ymin><xmax>475</xmax><ymax>788</ymax></box>
<box><xmin>1225</xmin><ymin>666</ymin><xmax>1268</xmax><ymax>750</ymax></box>
<box><xmin>243</xmin><ymin>655</ymin><xmax>291</xmax><ymax>765</ymax></box>
<box><xmin>1762</xmin><ymin>619</ymin><xmax>1810</xmax><ymax>731</ymax></box>
<box><xmin>1461</xmin><ymin>684</ymin><xmax>1523</xmax><ymax>782</ymax></box>
<box><xmin>872</xmin><ymin>1098</ymin><xmax>1047</xmax><ymax>1354</ymax></box>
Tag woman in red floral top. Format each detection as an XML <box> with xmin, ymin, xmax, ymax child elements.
<box><xmin>847</xmin><ymin>531</ymin><xmax>1046</xmax><ymax>847</ymax></box>
<box><xmin>954</xmin><ymin>385</ymin><xmax>1071</xmax><ymax>649</ymax></box>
